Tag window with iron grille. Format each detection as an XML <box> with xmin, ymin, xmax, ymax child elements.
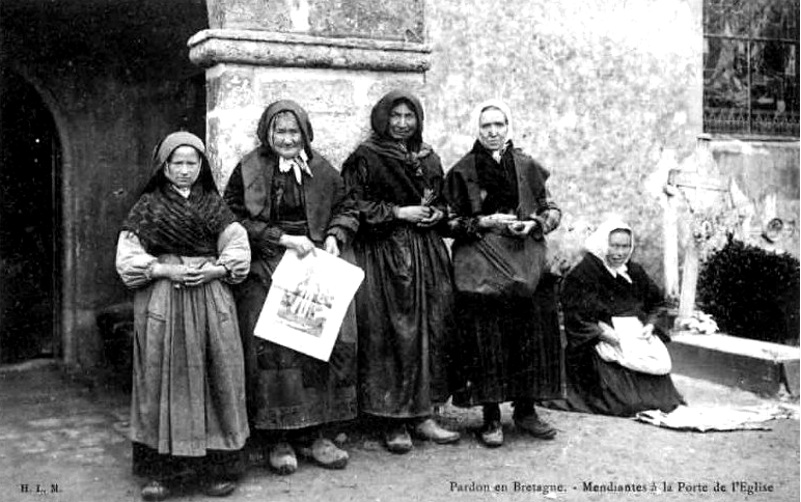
<box><xmin>703</xmin><ymin>0</ymin><xmax>799</xmax><ymax>137</ymax></box>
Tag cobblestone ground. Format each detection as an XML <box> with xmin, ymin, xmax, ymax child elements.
<box><xmin>0</xmin><ymin>360</ymin><xmax>798</xmax><ymax>502</ymax></box>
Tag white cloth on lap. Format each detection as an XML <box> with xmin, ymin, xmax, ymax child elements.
<box><xmin>594</xmin><ymin>316</ymin><xmax>672</xmax><ymax>375</ymax></box>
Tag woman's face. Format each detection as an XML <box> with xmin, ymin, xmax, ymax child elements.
<box><xmin>606</xmin><ymin>230</ymin><xmax>632</xmax><ymax>268</ymax></box>
<box><xmin>478</xmin><ymin>107</ymin><xmax>508</xmax><ymax>151</ymax></box>
<box><xmin>164</xmin><ymin>146</ymin><xmax>201</xmax><ymax>190</ymax></box>
<box><xmin>271</xmin><ymin>112</ymin><xmax>303</xmax><ymax>159</ymax></box>
<box><xmin>388</xmin><ymin>102</ymin><xmax>417</xmax><ymax>141</ymax></box>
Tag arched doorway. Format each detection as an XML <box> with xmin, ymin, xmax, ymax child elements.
<box><xmin>0</xmin><ymin>69</ymin><xmax>61</xmax><ymax>364</ymax></box>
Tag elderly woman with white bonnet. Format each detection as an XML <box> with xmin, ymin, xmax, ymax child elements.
<box><xmin>444</xmin><ymin>99</ymin><xmax>563</xmax><ymax>448</ymax></box>
<box><xmin>554</xmin><ymin>216</ymin><xmax>684</xmax><ymax>416</ymax></box>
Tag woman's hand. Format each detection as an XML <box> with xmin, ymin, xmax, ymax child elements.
<box><xmin>598</xmin><ymin>321</ymin><xmax>620</xmax><ymax>346</ymax></box>
<box><xmin>477</xmin><ymin>213</ymin><xmax>517</xmax><ymax>229</ymax></box>
<box><xmin>151</xmin><ymin>263</ymin><xmax>225</xmax><ymax>287</ymax></box>
<box><xmin>394</xmin><ymin>205</ymin><xmax>432</xmax><ymax>223</ymax></box>
<box><xmin>151</xmin><ymin>263</ymin><xmax>187</xmax><ymax>283</ymax></box>
<box><xmin>417</xmin><ymin>207</ymin><xmax>444</xmax><ymax>228</ymax></box>
<box><xmin>640</xmin><ymin>323</ymin><xmax>655</xmax><ymax>340</ymax></box>
<box><xmin>324</xmin><ymin>235</ymin><xmax>340</xmax><ymax>257</ymax></box>
<box><xmin>280</xmin><ymin>234</ymin><xmax>316</xmax><ymax>257</ymax></box>
<box><xmin>181</xmin><ymin>263</ymin><xmax>226</xmax><ymax>287</ymax></box>
<box><xmin>506</xmin><ymin>220</ymin><xmax>539</xmax><ymax>238</ymax></box>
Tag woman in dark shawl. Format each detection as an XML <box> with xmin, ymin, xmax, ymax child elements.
<box><xmin>224</xmin><ymin>100</ymin><xmax>359</xmax><ymax>474</ymax></box>
<box><xmin>342</xmin><ymin>90</ymin><xmax>460</xmax><ymax>454</ymax></box>
<box><xmin>444</xmin><ymin>99</ymin><xmax>563</xmax><ymax>448</ymax></box>
<box><xmin>116</xmin><ymin>132</ymin><xmax>250</xmax><ymax>501</ymax></box>
<box><xmin>554</xmin><ymin>216</ymin><xmax>685</xmax><ymax>416</ymax></box>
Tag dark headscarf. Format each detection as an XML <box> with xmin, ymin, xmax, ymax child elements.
<box><xmin>122</xmin><ymin>131</ymin><xmax>235</xmax><ymax>256</ymax></box>
<box><xmin>362</xmin><ymin>90</ymin><xmax>432</xmax><ymax>176</ymax></box>
<box><xmin>256</xmin><ymin>99</ymin><xmax>314</xmax><ymax>159</ymax></box>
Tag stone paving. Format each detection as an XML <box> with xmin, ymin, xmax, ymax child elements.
<box><xmin>0</xmin><ymin>359</ymin><xmax>798</xmax><ymax>502</ymax></box>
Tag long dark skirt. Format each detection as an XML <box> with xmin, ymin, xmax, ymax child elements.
<box><xmin>546</xmin><ymin>350</ymin><xmax>685</xmax><ymax>417</ymax></box>
<box><xmin>234</xmin><ymin>275</ymin><xmax>358</xmax><ymax>431</ymax></box>
<box><xmin>450</xmin><ymin>275</ymin><xmax>563</xmax><ymax>407</ymax></box>
<box><xmin>354</xmin><ymin>226</ymin><xmax>455</xmax><ymax>418</ymax></box>
<box><xmin>132</xmin><ymin>442</ymin><xmax>244</xmax><ymax>483</ymax></box>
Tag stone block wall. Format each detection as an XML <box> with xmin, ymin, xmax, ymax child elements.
<box><xmin>424</xmin><ymin>0</ymin><xmax>705</xmax><ymax>280</ymax></box>
<box><xmin>191</xmin><ymin>30</ymin><xmax>429</xmax><ymax>188</ymax></box>
<box><xmin>207</xmin><ymin>0</ymin><xmax>424</xmax><ymax>41</ymax></box>
<box><xmin>205</xmin><ymin>64</ymin><xmax>425</xmax><ymax>185</ymax></box>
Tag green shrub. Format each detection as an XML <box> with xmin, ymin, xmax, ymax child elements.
<box><xmin>698</xmin><ymin>236</ymin><xmax>800</xmax><ymax>345</ymax></box>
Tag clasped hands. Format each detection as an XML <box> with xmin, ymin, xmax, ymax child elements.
<box><xmin>598</xmin><ymin>321</ymin><xmax>655</xmax><ymax>347</ymax></box>
<box><xmin>152</xmin><ymin>262</ymin><xmax>226</xmax><ymax>288</ymax></box>
<box><xmin>394</xmin><ymin>205</ymin><xmax>444</xmax><ymax>228</ymax></box>
<box><xmin>478</xmin><ymin>213</ymin><xmax>540</xmax><ymax>238</ymax></box>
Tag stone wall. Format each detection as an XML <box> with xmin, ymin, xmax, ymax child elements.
<box><xmin>204</xmin><ymin>64</ymin><xmax>424</xmax><ymax>187</ymax></box>
<box><xmin>424</xmin><ymin>0</ymin><xmax>705</xmax><ymax>280</ymax></box>
<box><xmin>206</xmin><ymin>0</ymin><xmax>424</xmax><ymax>41</ymax></box>
<box><xmin>189</xmin><ymin>17</ymin><xmax>431</xmax><ymax>189</ymax></box>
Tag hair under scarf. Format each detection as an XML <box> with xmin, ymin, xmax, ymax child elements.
<box><xmin>369</xmin><ymin>90</ymin><xmax>426</xmax><ymax>153</ymax></box>
<box><xmin>123</xmin><ymin>131</ymin><xmax>235</xmax><ymax>255</ymax></box>
<box><xmin>256</xmin><ymin>99</ymin><xmax>314</xmax><ymax>158</ymax></box>
<box><xmin>141</xmin><ymin>131</ymin><xmax>217</xmax><ymax>195</ymax></box>
<box><xmin>471</xmin><ymin>98</ymin><xmax>515</xmax><ymax>151</ymax></box>
<box><xmin>584</xmin><ymin>216</ymin><xmax>635</xmax><ymax>281</ymax></box>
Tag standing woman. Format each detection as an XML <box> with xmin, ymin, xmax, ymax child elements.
<box><xmin>444</xmin><ymin>100</ymin><xmax>562</xmax><ymax>448</ymax></box>
<box><xmin>116</xmin><ymin>132</ymin><xmax>250</xmax><ymax>501</ymax></box>
<box><xmin>342</xmin><ymin>90</ymin><xmax>460</xmax><ymax>453</ymax></box>
<box><xmin>224</xmin><ymin>100</ymin><xmax>359</xmax><ymax>474</ymax></box>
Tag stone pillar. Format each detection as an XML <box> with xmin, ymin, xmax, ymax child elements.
<box><xmin>190</xmin><ymin>0</ymin><xmax>431</xmax><ymax>188</ymax></box>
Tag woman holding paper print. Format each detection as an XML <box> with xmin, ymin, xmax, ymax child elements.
<box><xmin>342</xmin><ymin>90</ymin><xmax>460</xmax><ymax>454</ymax></box>
<box><xmin>116</xmin><ymin>132</ymin><xmax>249</xmax><ymax>500</ymax></box>
<box><xmin>444</xmin><ymin>99</ymin><xmax>562</xmax><ymax>448</ymax></box>
<box><xmin>556</xmin><ymin>216</ymin><xmax>684</xmax><ymax>416</ymax></box>
<box><xmin>224</xmin><ymin>100</ymin><xmax>359</xmax><ymax>473</ymax></box>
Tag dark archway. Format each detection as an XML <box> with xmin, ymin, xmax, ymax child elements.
<box><xmin>0</xmin><ymin>68</ymin><xmax>61</xmax><ymax>364</ymax></box>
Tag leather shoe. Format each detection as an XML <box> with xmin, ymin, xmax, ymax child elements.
<box><xmin>203</xmin><ymin>480</ymin><xmax>236</xmax><ymax>498</ymax></box>
<box><xmin>384</xmin><ymin>424</ymin><xmax>413</xmax><ymax>454</ymax></box>
<box><xmin>478</xmin><ymin>421</ymin><xmax>504</xmax><ymax>448</ymax></box>
<box><xmin>413</xmin><ymin>418</ymin><xmax>460</xmax><ymax>444</ymax></box>
<box><xmin>269</xmin><ymin>442</ymin><xmax>298</xmax><ymax>474</ymax></box>
<box><xmin>514</xmin><ymin>414</ymin><xmax>557</xmax><ymax>439</ymax></box>
<box><xmin>309</xmin><ymin>438</ymin><xmax>349</xmax><ymax>469</ymax></box>
<box><xmin>141</xmin><ymin>480</ymin><xmax>169</xmax><ymax>502</ymax></box>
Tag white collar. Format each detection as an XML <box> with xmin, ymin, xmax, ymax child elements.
<box><xmin>604</xmin><ymin>262</ymin><xmax>632</xmax><ymax>283</ymax></box>
<box><xmin>278</xmin><ymin>150</ymin><xmax>312</xmax><ymax>185</ymax></box>
<box><xmin>170</xmin><ymin>184</ymin><xmax>191</xmax><ymax>198</ymax></box>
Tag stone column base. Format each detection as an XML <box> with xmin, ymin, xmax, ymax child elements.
<box><xmin>189</xmin><ymin>29</ymin><xmax>432</xmax><ymax>183</ymax></box>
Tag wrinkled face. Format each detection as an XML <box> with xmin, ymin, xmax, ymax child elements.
<box><xmin>478</xmin><ymin>107</ymin><xmax>508</xmax><ymax>151</ymax></box>
<box><xmin>606</xmin><ymin>230</ymin><xmax>632</xmax><ymax>268</ymax></box>
<box><xmin>164</xmin><ymin>146</ymin><xmax>201</xmax><ymax>190</ymax></box>
<box><xmin>388</xmin><ymin>101</ymin><xmax>417</xmax><ymax>141</ymax></box>
<box><xmin>271</xmin><ymin>112</ymin><xmax>303</xmax><ymax>159</ymax></box>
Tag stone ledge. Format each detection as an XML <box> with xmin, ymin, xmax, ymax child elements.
<box><xmin>188</xmin><ymin>29</ymin><xmax>431</xmax><ymax>72</ymax></box>
<box><xmin>668</xmin><ymin>332</ymin><xmax>800</xmax><ymax>396</ymax></box>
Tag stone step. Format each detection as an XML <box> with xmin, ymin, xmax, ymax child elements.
<box><xmin>668</xmin><ymin>332</ymin><xmax>800</xmax><ymax>396</ymax></box>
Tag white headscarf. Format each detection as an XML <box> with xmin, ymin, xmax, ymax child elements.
<box><xmin>584</xmin><ymin>216</ymin><xmax>635</xmax><ymax>283</ymax></box>
<box><xmin>471</xmin><ymin>99</ymin><xmax>514</xmax><ymax>162</ymax></box>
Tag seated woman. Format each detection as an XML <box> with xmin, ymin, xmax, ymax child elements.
<box><xmin>556</xmin><ymin>216</ymin><xmax>685</xmax><ymax>417</ymax></box>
